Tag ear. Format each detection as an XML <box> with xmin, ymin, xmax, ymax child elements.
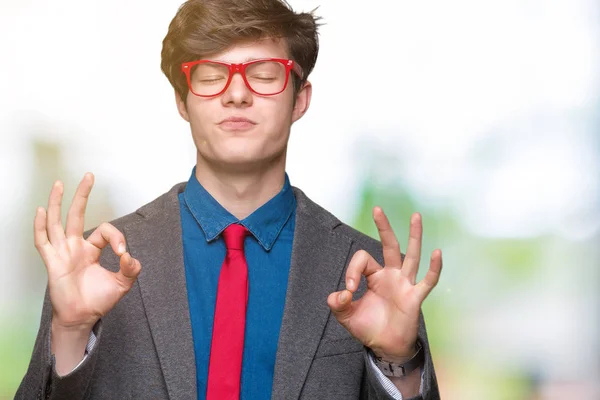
<box><xmin>291</xmin><ymin>81</ymin><xmax>312</xmax><ymax>124</ymax></box>
<box><xmin>175</xmin><ymin>90</ymin><xmax>190</xmax><ymax>122</ymax></box>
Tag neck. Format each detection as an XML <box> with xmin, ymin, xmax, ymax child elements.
<box><xmin>194</xmin><ymin>155</ymin><xmax>287</xmax><ymax>220</ymax></box>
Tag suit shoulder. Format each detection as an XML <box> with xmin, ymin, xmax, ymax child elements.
<box><xmin>83</xmin><ymin>181</ymin><xmax>186</xmax><ymax>237</ymax></box>
<box><xmin>333</xmin><ymin>222</ymin><xmax>382</xmax><ymax>254</ymax></box>
<box><xmin>292</xmin><ymin>185</ymin><xmax>382</xmax><ymax>253</ymax></box>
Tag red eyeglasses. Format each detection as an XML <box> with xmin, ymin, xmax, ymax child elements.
<box><xmin>181</xmin><ymin>58</ymin><xmax>304</xmax><ymax>97</ymax></box>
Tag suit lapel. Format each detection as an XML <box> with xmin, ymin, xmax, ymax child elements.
<box><xmin>271</xmin><ymin>188</ymin><xmax>353</xmax><ymax>400</ymax></box>
<box><xmin>126</xmin><ymin>184</ymin><xmax>197</xmax><ymax>400</ymax></box>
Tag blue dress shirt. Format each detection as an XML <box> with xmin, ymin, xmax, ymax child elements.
<box><xmin>178</xmin><ymin>167</ymin><xmax>296</xmax><ymax>400</ymax></box>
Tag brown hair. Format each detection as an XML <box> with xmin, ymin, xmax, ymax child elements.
<box><xmin>161</xmin><ymin>0</ymin><xmax>322</xmax><ymax>102</ymax></box>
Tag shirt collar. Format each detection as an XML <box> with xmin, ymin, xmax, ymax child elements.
<box><xmin>183</xmin><ymin>166</ymin><xmax>296</xmax><ymax>251</ymax></box>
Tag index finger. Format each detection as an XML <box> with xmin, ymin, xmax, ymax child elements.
<box><xmin>373</xmin><ymin>206</ymin><xmax>403</xmax><ymax>268</ymax></box>
<box><xmin>65</xmin><ymin>173</ymin><xmax>95</xmax><ymax>238</ymax></box>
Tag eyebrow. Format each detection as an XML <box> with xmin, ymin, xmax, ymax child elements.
<box><xmin>212</xmin><ymin>57</ymin><xmax>274</xmax><ymax>64</ymax></box>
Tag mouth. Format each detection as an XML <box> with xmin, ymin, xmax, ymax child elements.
<box><xmin>218</xmin><ymin>116</ymin><xmax>257</xmax><ymax>131</ymax></box>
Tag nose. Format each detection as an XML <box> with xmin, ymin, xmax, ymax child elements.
<box><xmin>221</xmin><ymin>71</ymin><xmax>253</xmax><ymax>107</ymax></box>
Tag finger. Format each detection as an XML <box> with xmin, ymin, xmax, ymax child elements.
<box><xmin>87</xmin><ymin>223</ymin><xmax>127</xmax><ymax>256</ymax></box>
<box><xmin>327</xmin><ymin>289</ymin><xmax>355</xmax><ymax>324</ymax></box>
<box><xmin>345</xmin><ymin>250</ymin><xmax>382</xmax><ymax>292</ymax></box>
<box><xmin>115</xmin><ymin>252</ymin><xmax>142</xmax><ymax>289</ymax></box>
<box><xmin>66</xmin><ymin>173</ymin><xmax>94</xmax><ymax>238</ymax></box>
<box><xmin>46</xmin><ymin>181</ymin><xmax>66</xmax><ymax>245</ymax></box>
<box><xmin>34</xmin><ymin>207</ymin><xmax>54</xmax><ymax>259</ymax></box>
<box><xmin>373</xmin><ymin>206</ymin><xmax>402</xmax><ymax>268</ymax></box>
<box><xmin>416</xmin><ymin>249</ymin><xmax>443</xmax><ymax>300</ymax></box>
<box><xmin>401</xmin><ymin>213</ymin><xmax>423</xmax><ymax>283</ymax></box>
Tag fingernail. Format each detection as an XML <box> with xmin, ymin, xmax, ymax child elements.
<box><xmin>339</xmin><ymin>291</ymin><xmax>347</xmax><ymax>303</ymax></box>
<box><xmin>347</xmin><ymin>278</ymin><xmax>355</xmax><ymax>291</ymax></box>
<box><xmin>118</xmin><ymin>243</ymin><xmax>126</xmax><ymax>254</ymax></box>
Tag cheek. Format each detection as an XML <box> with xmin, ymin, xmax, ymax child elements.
<box><xmin>264</xmin><ymin>113</ymin><xmax>292</xmax><ymax>146</ymax></box>
<box><xmin>262</xmin><ymin>97</ymin><xmax>294</xmax><ymax>130</ymax></box>
<box><xmin>187</xmin><ymin>103</ymin><xmax>214</xmax><ymax>131</ymax></box>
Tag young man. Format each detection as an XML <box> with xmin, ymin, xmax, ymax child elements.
<box><xmin>17</xmin><ymin>0</ymin><xmax>442</xmax><ymax>399</ymax></box>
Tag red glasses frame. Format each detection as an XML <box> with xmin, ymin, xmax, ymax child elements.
<box><xmin>181</xmin><ymin>58</ymin><xmax>304</xmax><ymax>97</ymax></box>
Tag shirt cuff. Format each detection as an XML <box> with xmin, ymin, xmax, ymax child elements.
<box><xmin>69</xmin><ymin>328</ymin><xmax>97</xmax><ymax>373</ymax></box>
<box><xmin>366</xmin><ymin>350</ymin><xmax>424</xmax><ymax>400</ymax></box>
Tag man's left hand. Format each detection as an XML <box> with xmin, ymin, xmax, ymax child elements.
<box><xmin>327</xmin><ymin>207</ymin><xmax>442</xmax><ymax>361</ymax></box>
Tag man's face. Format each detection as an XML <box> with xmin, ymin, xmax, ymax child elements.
<box><xmin>176</xmin><ymin>39</ymin><xmax>312</xmax><ymax>172</ymax></box>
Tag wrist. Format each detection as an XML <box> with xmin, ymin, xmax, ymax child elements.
<box><xmin>51</xmin><ymin>318</ymin><xmax>94</xmax><ymax>377</ymax></box>
<box><xmin>50</xmin><ymin>318</ymin><xmax>93</xmax><ymax>362</ymax></box>
<box><xmin>51</xmin><ymin>318</ymin><xmax>94</xmax><ymax>337</ymax></box>
<box><xmin>371</xmin><ymin>341</ymin><xmax>418</xmax><ymax>364</ymax></box>
<box><xmin>372</xmin><ymin>339</ymin><xmax>424</xmax><ymax>378</ymax></box>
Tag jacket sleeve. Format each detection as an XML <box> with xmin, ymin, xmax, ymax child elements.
<box><xmin>14</xmin><ymin>287</ymin><xmax>104</xmax><ymax>400</ymax></box>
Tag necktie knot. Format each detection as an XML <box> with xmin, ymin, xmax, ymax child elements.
<box><xmin>223</xmin><ymin>223</ymin><xmax>248</xmax><ymax>250</ymax></box>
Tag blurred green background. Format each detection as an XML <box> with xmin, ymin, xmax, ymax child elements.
<box><xmin>1</xmin><ymin>0</ymin><xmax>599</xmax><ymax>399</ymax></box>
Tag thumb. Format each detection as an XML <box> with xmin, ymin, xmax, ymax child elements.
<box><xmin>115</xmin><ymin>252</ymin><xmax>142</xmax><ymax>289</ymax></box>
<box><xmin>327</xmin><ymin>289</ymin><xmax>354</xmax><ymax>324</ymax></box>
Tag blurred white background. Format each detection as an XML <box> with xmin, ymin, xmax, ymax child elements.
<box><xmin>1</xmin><ymin>0</ymin><xmax>599</xmax><ymax>398</ymax></box>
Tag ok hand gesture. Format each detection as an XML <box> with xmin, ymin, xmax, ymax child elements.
<box><xmin>34</xmin><ymin>173</ymin><xmax>142</xmax><ymax>331</ymax></box>
<box><xmin>327</xmin><ymin>207</ymin><xmax>442</xmax><ymax>361</ymax></box>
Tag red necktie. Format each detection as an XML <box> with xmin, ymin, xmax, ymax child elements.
<box><xmin>206</xmin><ymin>223</ymin><xmax>249</xmax><ymax>400</ymax></box>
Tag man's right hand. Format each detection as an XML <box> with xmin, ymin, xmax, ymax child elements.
<box><xmin>34</xmin><ymin>173</ymin><xmax>142</xmax><ymax>375</ymax></box>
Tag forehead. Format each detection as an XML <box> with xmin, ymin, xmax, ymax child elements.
<box><xmin>209</xmin><ymin>38</ymin><xmax>289</xmax><ymax>63</ymax></box>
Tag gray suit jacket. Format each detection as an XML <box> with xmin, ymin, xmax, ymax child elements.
<box><xmin>16</xmin><ymin>183</ymin><xmax>440</xmax><ymax>400</ymax></box>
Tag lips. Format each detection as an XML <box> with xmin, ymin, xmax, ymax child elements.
<box><xmin>220</xmin><ymin>116</ymin><xmax>256</xmax><ymax>124</ymax></box>
<box><xmin>218</xmin><ymin>116</ymin><xmax>257</xmax><ymax>131</ymax></box>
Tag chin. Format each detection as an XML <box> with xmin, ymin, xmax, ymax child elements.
<box><xmin>200</xmin><ymin>143</ymin><xmax>284</xmax><ymax>171</ymax></box>
<box><xmin>210</xmin><ymin>150</ymin><xmax>265</xmax><ymax>168</ymax></box>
